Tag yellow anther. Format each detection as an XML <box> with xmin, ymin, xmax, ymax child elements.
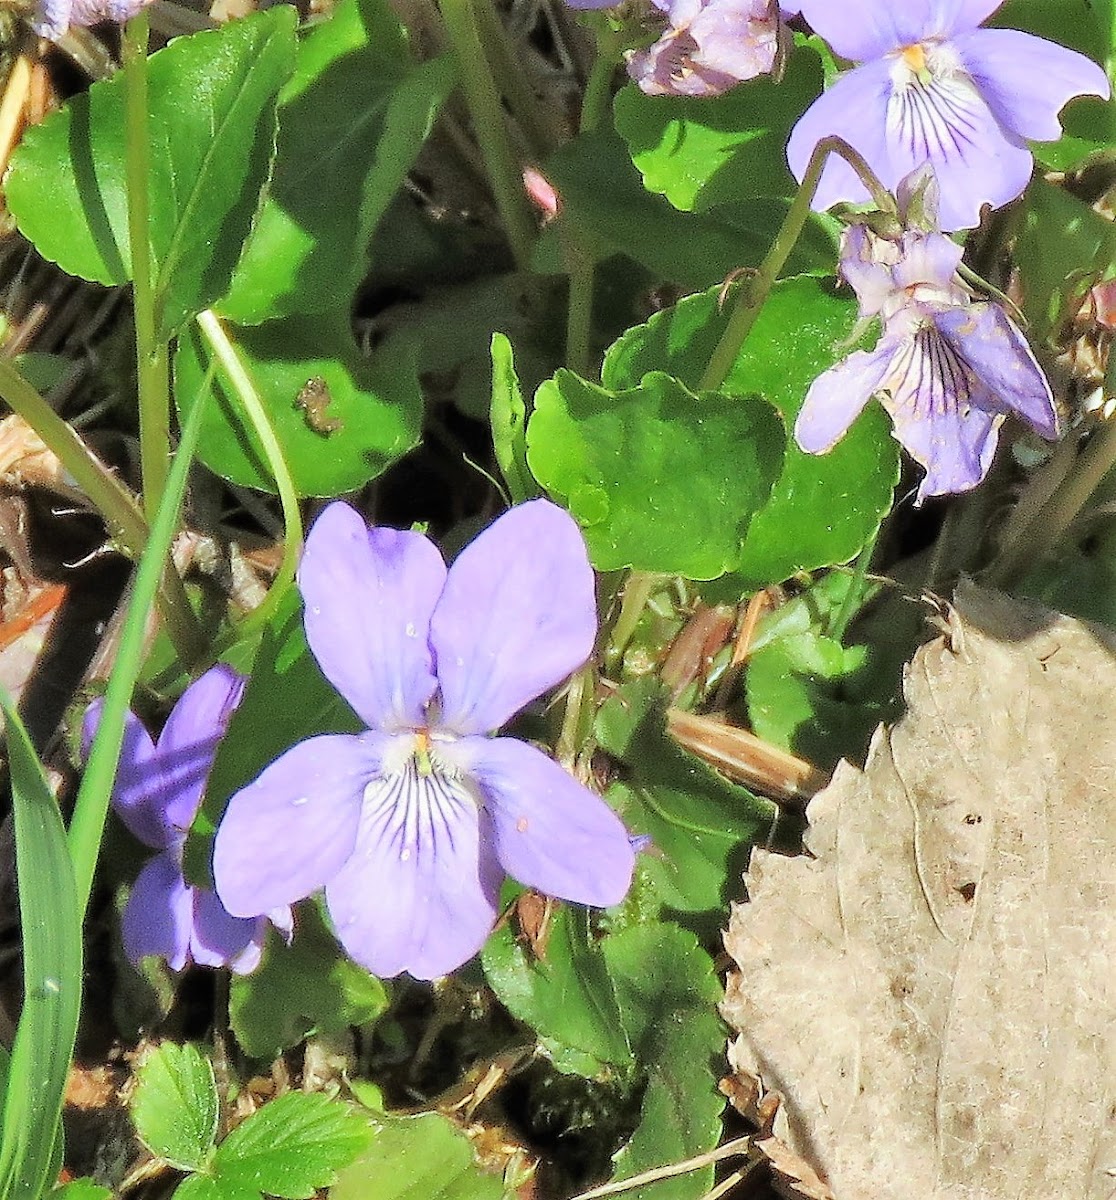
<box><xmin>900</xmin><ymin>42</ymin><xmax>933</xmax><ymax>84</ymax></box>
<box><xmin>415</xmin><ymin>729</ymin><xmax>434</xmax><ymax>777</ymax></box>
<box><xmin>901</xmin><ymin>43</ymin><xmax>927</xmax><ymax>72</ymax></box>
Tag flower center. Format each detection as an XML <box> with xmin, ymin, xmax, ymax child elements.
<box><xmin>413</xmin><ymin>728</ymin><xmax>435</xmax><ymax>777</ymax></box>
<box><xmin>362</xmin><ymin>737</ymin><xmax>480</xmax><ymax>866</ymax></box>
<box><xmin>900</xmin><ymin>42</ymin><xmax>929</xmax><ymax>77</ymax></box>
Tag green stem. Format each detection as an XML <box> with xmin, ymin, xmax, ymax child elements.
<box><xmin>469</xmin><ymin>0</ymin><xmax>556</xmax><ymax>158</ymax></box>
<box><xmin>68</xmin><ymin>361</ymin><xmax>211</xmax><ymax>915</ymax></box>
<box><xmin>699</xmin><ymin>136</ymin><xmax>893</xmax><ymax>393</ymax></box>
<box><xmin>556</xmin><ymin>663</ymin><xmax>595</xmax><ymax>769</ymax></box>
<box><xmin>987</xmin><ymin>421</ymin><xmax>1116</xmax><ymax>589</ymax></box>
<box><xmin>564</xmin><ymin>235</ymin><xmax>595</xmax><ymax>379</ymax></box>
<box><xmin>123</xmin><ymin>13</ymin><xmax>171</xmax><ymax>525</ymax></box>
<box><xmin>0</xmin><ymin>358</ymin><xmax>203</xmax><ymax>664</ymax></box>
<box><xmin>606</xmin><ymin>570</ymin><xmax>656</xmax><ymax>670</ymax></box>
<box><xmin>828</xmin><ymin>524</ymin><xmax>878</xmax><ymax>643</ymax></box>
<box><xmin>580</xmin><ymin>23</ymin><xmax>623</xmax><ymax>135</ymax></box>
<box><xmin>196</xmin><ymin>310</ymin><xmax>303</xmax><ymax>641</ymax></box>
<box><xmin>986</xmin><ymin>349</ymin><xmax>1116</xmax><ymax>588</ymax></box>
<box><xmin>991</xmin><ymin>417</ymin><xmax>1082</xmax><ymax>564</ymax></box>
<box><xmin>563</xmin><ymin>24</ymin><xmax>623</xmax><ymax>376</ymax></box>
<box><xmin>440</xmin><ymin>0</ymin><xmax>536</xmax><ymax>270</ymax></box>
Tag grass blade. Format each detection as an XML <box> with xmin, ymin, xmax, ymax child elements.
<box><xmin>0</xmin><ymin>694</ymin><xmax>82</xmax><ymax>1200</ymax></box>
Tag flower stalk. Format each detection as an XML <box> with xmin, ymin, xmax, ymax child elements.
<box><xmin>69</xmin><ymin>359</ymin><xmax>212</xmax><ymax>915</ymax></box>
<box><xmin>196</xmin><ymin>310</ymin><xmax>303</xmax><ymax>643</ymax></box>
<box><xmin>564</xmin><ymin>21</ymin><xmax>625</xmax><ymax>376</ymax></box>
<box><xmin>988</xmin><ymin>358</ymin><xmax>1116</xmax><ymax>588</ymax></box>
<box><xmin>440</xmin><ymin>0</ymin><xmax>536</xmax><ymax>270</ymax></box>
<box><xmin>122</xmin><ymin>12</ymin><xmax>171</xmax><ymax>525</ymax></box>
<box><xmin>699</xmin><ymin>135</ymin><xmax>893</xmax><ymax>393</ymax></box>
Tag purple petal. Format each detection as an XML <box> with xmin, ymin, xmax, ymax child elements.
<box><xmin>891</xmin><ymin>393</ymin><xmax>1000</xmax><ymax>501</ymax></box>
<box><xmin>793</xmin><ymin>0</ymin><xmax>975</xmax><ymax>61</ymax></box>
<box><xmin>121</xmin><ymin>850</ymin><xmax>193</xmax><ymax>971</ymax></box>
<box><xmin>953</xmin><ymin>28</ymin><xmax>1110</xmax><ymax>143</ymax></box>
<box><xmin>324</xmin><ymin>762</ymin><xmax>502</xmax><ymax>979</ymax></box>
<box><xmin>891</xmin><ymin>231</ymin><xmax>964</xmax><ymax>295</ymax></box>
<box><xmin>269</xmin><ymin>906</ymin><xmax>295</xmax><ymax>942</ymax></box>
<box><xmin>884</xmin><ymin>49</ymin><xmax>1035</xmax><ymax>230</ymax></box>
<box><xmin>451</xmin><ymin>737</ymin><xmax>635</xmax><ymax>907</ymax></box>
<box><xmin>299</xmin><ymin>503</ymin><xmax>444</xmax><ymax>731</ymax></box>
<box><xmin>84</xmin><ymin>701</ymin><xmax>168</xmax><ymax>850</ymax></box>
<box><xmin>795</xmin><ymin>341</ymin><xmax>895</xmax><ymax>454</ymax></box>
<box><xmin>787</xmin><ymin>59</ymin><xmax>897</xmax><ymax>214</ymax></box>
<box><xmin>688</xmin><ymin>0</ymin><xmax>781</xmax><ymax>81</ymax></box>
<box><xmin>190</xmin><ymin>889</ymin><xmax>268</xmax><ymax>974</ymax></box>
<box><xmin>934</xmin><ymin>304</ymin><xmax>1057</xmax><ymax>438</ymax></box>
<box><xmin>29</xmin><ymin>0</ymin><xmax>71</xmax><ymax>37</ymax></box>
<box><xmin>67</xmin><ymin>0</ymin><xmax>153</xmax><ymax>23</ymax></box>
<box><xmin>155</xmin><ymin>666</ymin><xmax>245</xmax><ymax>837</ymax></box>
<box><xmin>431</xmin><ymin>500</ymin><xmax>597</xmax><ymax>736</ymax></box>
<box><xmin>872</xmin><ymin>320</ymin><xmax>1002</xmax><ymax>497</ymax></box>
<box><xmin>838</xmin><ymin>224</ymin><xmax>901</xmax><ymax>318</ymax></box>
<box><xmin>629</xmin><ymin>30</ymin><xmax>747</xmax><ymax>100</ymax></box>
<box><xmin>213</xmin><ymin>732</ymin><xmax>388</xmax><ymax>918</ymax></box>
<box><xmin>950</xmin><ymin>0</ymin><xmax>1003</xmax><ymax>26</ymax></box>
<box><xmin>661</xmin><ymin>0</ymin><xmax>702</xmax><ymax>21</ymax></box>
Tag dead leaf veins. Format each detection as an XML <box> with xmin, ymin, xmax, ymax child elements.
<box><xmin>721</xmin><ymin>584</ymin><xmax>1116</xmax><ymax>1200</ymax></box>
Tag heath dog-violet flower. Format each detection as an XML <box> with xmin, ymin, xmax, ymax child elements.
<box><xmin>85</xmin><ymin>666</ymin><xmax>291</xmax><ymax>974</ymax></box>
<box><xmin>795</xmin><ymin>221</ymin><xmax>1057</xmax><ymax>500</ymax></box>
<box><xmin>626</xmin><ymin>0</ymin><xmax>786</xmax><ymax>97</ymax></box>
<box><xmin>787</xmin><ymin>0</ymin><xmax>1109</xmax><ymax>230</ymax></box>
<box><xmin>32</xmin><ymin>0</ymin><xmax>155</xmax><ymax>40</ymax></box>
<box><xmin>213</xmin><ymin>500</ymin><xmax>635</xmax><ymax>981</ymax></box>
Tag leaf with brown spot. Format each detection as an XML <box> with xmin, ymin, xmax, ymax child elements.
<box><xmin>721</xmin><ymin>584</ymin><xmax>1116</xmax><ymax>1199</ymax></box>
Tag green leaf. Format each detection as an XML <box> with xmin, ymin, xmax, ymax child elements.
<box><xmin>613</xmin><ymin>45</ymin><xmax>823</xmax><ymax>211</ymax></box>
<box><xmin>745</xmin><ymin>630</ymin><xmax>900</xmax><ymax>773</ymax></box>
<box><xmin>604</xmin><ymin>926</ymin><xmax>724</xmax><ymax>1200</ymax></box>
<box><xmin>173</xmin><ymin>1174</ymin><xmax>258</xmax><ymax>1200</ymax></box>
<box><xmin>214</xmin><ymin>1092</ymin><xmax>371</xmax><ymax>1199</ymax></box>
<box><xmin>330</xmin><ymin>1113</ymin><xmax>505</xmax><ymax>1200</ymax></box>
<box><xmin>130</xmin><ymin>1042</ymin><xmax>219</xmax><ymax>1171</ymax></box>
<box><xmin>230</xmin><ymin>904</ymin><xmax>388</xmax><ymax>1060</ymax></box>
<box><xmin>7</xmin><ymin>10</ymin><xmax>297</xmax><ymax>338</ymax></box>
<box><xmin>51</xmin><ymin>1181</ymin><xmax>113</xmax><ymax>1200</ymax></box>
<box><xmin>527</xmin><ymin>370</ymin><xmax>784</xmax><ymax>578</ymax></box>
<box><xmin>543</xmin><ymin>128</ymin><xmax>840</xmax><ymax>289</ymax></box>
<box><xmin>0</xmin><ymin>692</ymin><xmax>82</xmax><ymax>1200</ymax></box>
<box><xmin>603</xmin><ymin>277</ymin><xmax>900</xmax><ymax>588</ymax></box>
<box><xmin>174</xmin><ymin>308</ymin><xmax>422</xmax><ymax>496</ymax></box>
<box><xmin>1012</xmin><ymin>178</ymin><xmax>1116</xmax><ymax>344</ymax></box>
<box><xmin>489</xmin><ymin>333</ymin><xmax>535</xmax><ymax>504</ymax></box>
<box><xmin>597</xmin><ymin>678</ymin><xmax>774</xmax><ymax>930</ymax></box>
<box><xmin>482</xmin><ymin>903</ymin><xmax>633</xmax><ymax>1074</ymax></box>
<box><xmin>220</xmin><ymin>0</ymin><xmax>454</xmax><ymax>322</ymax></box>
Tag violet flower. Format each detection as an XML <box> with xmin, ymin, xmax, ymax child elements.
<box><xmin>85</xmin><ymin>666</ymin><xmax>290</xmax><ymax>975</ymax></box>
<box><xmin>626</xmin><ymin>0</ymin><xmax>786</xmax><ymax>98</ymax></box>
<box><xmin>212</xmin><ymin>499</ymin><xmax>635</xmax><ymax>981</ymax></box>
<box><xmin>795</xmin><ymin>221</ymin><xmax>1057</xmax><ymax>501</ymax></box>
<box><xmin>31</xmin><ymin>0</ymin><xmax>154</xmax><ymax>40</ymax></box>
<box><xmin>786</xmin><ymin>0</ymin><xmax>1109</xmax><ymax>230</ymax></box>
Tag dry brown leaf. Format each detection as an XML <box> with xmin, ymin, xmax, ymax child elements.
<box><xmin>721</xmin><ymin>584</ymin><xmax>1116</xmax><ymax>1200</ymax></box>
<box><xmin>756</xmin><ymin>1136</ymin><xmax>836</xmax><ymax>1200</ymax></box>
